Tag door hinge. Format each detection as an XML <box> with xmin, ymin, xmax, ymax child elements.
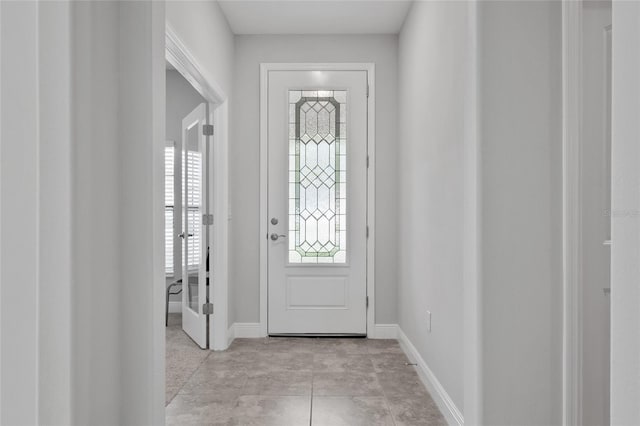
<box><xmin>203</xmin><ymin>214</ymin><xmax>214</xmax><ymax>225</ymax></box>
<box><xmin>202</xmin><ymin>303</ymin><xmax>214</xmax><ymax>315</ymax></box>
<box><xmin>366</xmin><ymin>225</ymin><xmax>369</xmax><ymax>238</ymax></box>
<box><xmin>366</xmin><ymin>155</ymin><xmax>370</xmax><ymax>168</ymax></box>
<box><xmin>366</xmin><ymin>296</ymin><xmax>369</xmax><ymax>309</ymax></box>
<box><xmin>203</xmin><ymin>124</ymin><xmax>214</xmax><ymax>136</ymax></box>
<box><xmin>366</xmin><ymin>84</ymin><xmax>370</xmax><ymax>98</ymax></box>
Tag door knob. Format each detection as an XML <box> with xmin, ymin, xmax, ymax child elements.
<box><xmin>270</xmin><ymin>233</ymin><xmax>287</xmax><ymax>241</ymax></box>
<box><xmin>178</xmin><ymin>232</ymin><xmax>194</xmax><ymax>239</ymax></box>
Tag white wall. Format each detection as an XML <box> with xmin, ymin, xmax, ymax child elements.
<box><xmin>166</xmin><ymin>0</ymin><xmax>235</xmax><ymax>328</ymax></box>
<box><xmin>2</xmin><ymin>1</ymin><xmax>166</xmax><ymax>424</ymax></box>
<box><xmin>1</xmin><ymin>2</ymin><xmax>41</xmax><ymax>423</ymax></box>
<box><xmin>478</xmin><ymin>1</ymin><xmax>563</xmax><ymax>424</ymax></box>
<box><xmin>73</xmin><ymin>1</ymin><xmax>166</xmax><ymax>424</ymax></box>
<box><xmin>117</xmin><ymin>2</ymin><xmax>165</xmax><ymax>423</ymax></box>
<box><xmin>610</xmin><ymin>1</ymin><xmax>640</xmax><ymax>424</ymax></box>
<box><xmin>38</xmin><ymin>2</ymin><xmax>73</xmax><ymax>424</ymax></box>
<box><xmin>71</xmin><ymin>3</ymin><xmax>123</xmax><ymax>423</ymax></box>
<box><xmin>166</xmin><ymin>69</ymin><xmax>207</xmax><ymax>143</ymax></box>
<box><xmin>397</xmin><ymin>0</ymin><xmax>468</xmax><ymax>414</ymax></box>
<box><xmin>165</xmin><ymin>69</ymin><xmax>206</xmax><ymax>304</ymax></box>
<box><xmin>581</xmin><ymin>2</ymin><xmax>612</xmax><ymax>424</ymax></box>
<box><xmin>230</xmin><ymin>34</ymin><xmax>398</xmax><ymax>326</ymax></box>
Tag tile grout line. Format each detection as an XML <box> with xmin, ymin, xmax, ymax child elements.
<box><xmin>165</xmin><ymin>320</ymin><xmax>213</xmax><ymax>406</ymax></box>
<box><xmin>309</xmin><ymin>352</ymin><xmax>315</xmax><ymax>426</ymax></box>
<box><xmin>167</xmin><ymin>349</ymin><xmax>213</xmax><ymax>405</ymax></box>
<box><xmin>371</xmin><ymin>351</ymin><xmax>400</xmax><ymax>426</ymax></box>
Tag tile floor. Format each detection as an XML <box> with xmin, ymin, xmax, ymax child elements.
<box><xmin>166</xmin><ymin>314</ymin><xmax>446</xmax><ymax>425</ymax></box>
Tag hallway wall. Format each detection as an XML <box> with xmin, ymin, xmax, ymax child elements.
<box><xmin>581</xmin><ymin>2</ymin><xmax>612</xmax><ymax>424</ymax></box>
<box><xmin>397</xmin><ymin>0</ymin><xmax>469</xmax><ymax>414</ymax></box>
<box><xmin>398</xmin><ymin>2</ymin><xmax>563</xmax><ymax>423</ymax></box>
<box><xmin>71</xmin><ymin>3</ymin><xmax>122</xmax><ymax>422</ymax></box>
<box><xmin>230</xmin><ymin>34</ymin><xmax>399</xmax><ymax>325</ymax></box>
<box><xmin>610</xmin><ymin>1</ymin><xmax>640</xmax><ymax>423</ymax></box>
<box><xmin>478</xmin><ymin>1</ymin><xmax>563</xmax><ymax>424</ymax></box>
<box><xmin>1</xmin><ymin>2</ymin><xmax>52</xmax><ymax>423</ymax></box>
<box><xmin>71</xmin><ymin>1</ymin><xmax>167</xmax><ymax>424</ymax></box>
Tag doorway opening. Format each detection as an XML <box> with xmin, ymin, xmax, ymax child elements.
<box><xmin>164</xmin><ymin>24</ymin><xmax>230</xmax><ymax>405</ymax></box>
<box><xmin>259</xmin><ymin>64</ymin><xmax>377</xmax><ymax>337</ymax></box>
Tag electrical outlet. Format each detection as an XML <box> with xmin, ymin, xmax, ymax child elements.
<box><xmin>426</xmin><ymin>310</ymin><xmax>432</xmax><ymax>332</ymax></box>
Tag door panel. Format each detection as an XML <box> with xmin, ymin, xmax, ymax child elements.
<box><xmin>267</xmin><ymin>70</ymin><xmax>368</xmax><ymax>335</ymax></box>
<box><xmin>181</xmin><ymin>103</ymin><xmax>208</xmax><ymax>348</ymax></box>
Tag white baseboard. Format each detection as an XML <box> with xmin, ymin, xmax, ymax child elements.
<box><xmin>168</xmin><ymin>301</ymin><xmax>181</xmax><ymax>313</ymax></box>
<box><xmin>397</xmin><ymin>327</ymin><xmax>464</xmax><ymax>426</ymax></box>
<box><xmin>231</xmin><ymin>323</ymin><xmax>262</xmax><ymax>339</ymax></box>
<box><xmin>370</xmin><ymin>324</ymin><xmax>398</xmax><ymax>339</ymax></box>
<box><xmin>225</xmin><ymin>323</ymin><xmax>262</xmax><ymax>348</ymax></box>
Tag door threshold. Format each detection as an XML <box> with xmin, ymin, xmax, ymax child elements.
<box><xmin>268</xmin><ymin>333</ymin><xmax>367</xmax><ymax>338</ymax></box>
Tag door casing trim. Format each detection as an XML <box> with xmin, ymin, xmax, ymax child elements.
<box><xmin>259</xmin><ymin>63</ymin><xmax>376</xmax><ymax>337</ymax></box>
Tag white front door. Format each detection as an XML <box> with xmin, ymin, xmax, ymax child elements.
<box><xmin>181</xmin><ymin>103</ymin><xmax>209</xmax><ymax>348</ymax></box>
<box><xmin>266</xmin><ymin>69</ymin><xmax>368</xmax><ymax>335</ymax></box>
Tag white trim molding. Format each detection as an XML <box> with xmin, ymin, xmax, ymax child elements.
<box><xmin>562</xmin><ymin>1</ymin><xmax>583</xmax><ymax>425</ymax></box>
<box><xmin>233</xmin><ymin>323</ymin><xmax>263</xmax><ymax>339</ymax></box>
<box><xmin>165</xmin><ymin>23</ymin><xmax>226</xmax><ymax>105</ymax></box>
<box><xmin>397</xmin><ymin>328</ymin><xmax>464</xmax><ymax>426</ymax></box>
<box><xmin>259</xmin><ymin>63</ymin><xmax>376</xmax><ymax>337</ymax></box>
<box><xmin>370</xmin><ymin>324</ymin><xmax>398</xmax><ymax>339</ymax></box>
<box><xmin>225</xmin><ymin>323</ymin><xmax>263</xmax><ymax>349</ymax></box>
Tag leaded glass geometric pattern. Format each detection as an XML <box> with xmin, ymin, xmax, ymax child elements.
<box><xmin>288</xmin><ymin>90</ymin><xmax>347</xmax><ymax>264</ymax></box>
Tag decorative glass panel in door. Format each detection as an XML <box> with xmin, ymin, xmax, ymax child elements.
<box><xmin>288</xmin><ymin>90</ymin><xmax>347</xmax><ymax>264</ymax></box>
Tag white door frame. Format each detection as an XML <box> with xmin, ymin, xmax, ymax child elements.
<box><xmin>166</xmin><ymin>24</ymin><xmax>230</xmax><ymax>350</ymax></box>
<box><xmin>562</xmin><ymin>1</ymin><xmax>584</xmax><ymax>424</ymax></box>
<box><xmin>259</xmin><ymin>63</ymin><xmax>376</xmax><ymax>337</ymax></box>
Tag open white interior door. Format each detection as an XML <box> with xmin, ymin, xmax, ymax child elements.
<box><xmin>181</xmin><ymin>103</ymin><xmax>209</xmax><ymax>348</ymax></box>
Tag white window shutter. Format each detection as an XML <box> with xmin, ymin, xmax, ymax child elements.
<box><xmin>164</xmin><ymin>145</ymin><xmax>175</xmax><ymax>276</ymax></box>
<box><xmin>186</xmin><ymin>150</ymin><xmax>202</xmax><ymax>270</ymax></box>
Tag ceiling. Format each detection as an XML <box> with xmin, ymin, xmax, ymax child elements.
<box><xmin>217</xmin><ymin>1</ymin><xmax>413</xmax><ymax>35</ymax></box>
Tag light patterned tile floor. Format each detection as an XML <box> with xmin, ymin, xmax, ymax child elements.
<box><xmin>166</xmin><ymin>314</ymin><xmax>446</xmax><ymax>425</ymax></box>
